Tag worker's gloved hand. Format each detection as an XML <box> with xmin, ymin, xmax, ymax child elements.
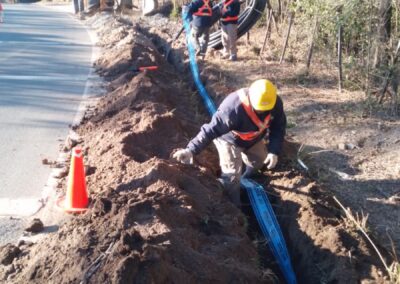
<box><xmin>173</xmin><ymin>148</ymin><xmax>193</xmax><ymax>165</ymax></box>
<box><xmin>264</xmin><ymin>153</ymin><xmax>278</xmax><ymax>169</ymax></box>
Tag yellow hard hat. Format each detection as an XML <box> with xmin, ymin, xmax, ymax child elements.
<box><xmin>248</xmin><ymin>79</ymin><xmax>277</xmax><ymax>111</ymax></box>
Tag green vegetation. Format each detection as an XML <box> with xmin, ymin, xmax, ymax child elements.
<box><xmin>259</xmin><ymin>0</ymin><xmax>400</xmax><ymax>114</ymax></box>
<box><xmin>169</xmin><ymin>0</ymin><xmax>181</xmax><ymax>21</ymax></box>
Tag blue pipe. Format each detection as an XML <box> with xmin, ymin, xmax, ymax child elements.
<box><xmin>182</xmin><ymin>11</ymin><xmax>297</xmax><ymax>284</ymax></box>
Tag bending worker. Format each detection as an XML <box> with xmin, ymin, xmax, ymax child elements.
<box><xmin>173</xmin><ymin>79</ymin><xmax>286</xmax><ymax>206</ymax></box>
<box><xmin>184</xmin><ymin>0</ymin><xmax>213</xmax><ymax>57</ymax></box>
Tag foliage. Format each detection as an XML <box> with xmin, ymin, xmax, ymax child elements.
<box><xmin>166</xmin><ymin>0</ymin><xmax>400</xmax><ymax>110</ymax></box>
<box><xmin>261</xmin><ymin>0</ymin><xmax>400</xmax><ymax>111</ymax></box>
<box><xmin>169</xmin><ymin>5</ymin><xmax>181</xmax><ymax>20</ymax></box>
<box><xmin>292</xmin><ymin>0</ymin><xmax>378</xmax><ymax>59</ymax></box>
<box><xmin>255</xmin><ymin>9</ymin><xmax>268</xmax><ymax>27</ymax></box>
<box><xmin>169</xmin><ymin>0</ymin><xmax>190</xmax><ymax>21</ymax></box>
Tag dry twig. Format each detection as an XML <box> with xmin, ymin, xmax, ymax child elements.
<box><xmin>333</xmin><ymin>196</ymin><xmax>400</xmax><ymax>283</ymax></box>
<box><xmin>297</xmin><ymin>143</ymin><xmax>309</xmax><ymax>171</ymax></box>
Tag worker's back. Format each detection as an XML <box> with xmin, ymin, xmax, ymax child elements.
<box><xmin>187</xmin><ymin>0</ymin><xmax>213</xmax><ymax>28</ymax></box>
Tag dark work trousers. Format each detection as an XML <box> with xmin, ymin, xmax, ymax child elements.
<box><xmin>73</xmin><ymin>0</ymin><xmax>85</xmax><ymax>14</ymax></box>
<box><xmin>213</xmin><ymin>138</ymin><xmax>268</xmax><ymax>207</ymax></box>
<box><xmin>221</xmin><ymin>23</ymin><xmax>238</xmax><ymax>57</ymax></box>
<box><xmin>191</xmin><ymin>25</ymin><xmax>210</xmax><ymax>55</ymax></box>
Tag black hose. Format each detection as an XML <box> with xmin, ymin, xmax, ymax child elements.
<box><xmin>208</xmin><ymin>0</ymin><xmax>268</xmax><ymax>49</ymax></box>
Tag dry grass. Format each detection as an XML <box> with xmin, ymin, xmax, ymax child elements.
<box><xmin>333</xmin><ymin>196</ymin><xmax>400</xmax><ymax>283</ymax></box>
<box><xmin>260</xmin><ymin>268</ymin><xmax>279</xmax><ymax>283</ymax></box>
<box><xmin>342</xmin><ymin>209</ymin><xmax>369</xmax><ymax>233</ymax></box>
<box><xmin>388</xmin><ymin>262</ymin><xmax>400</xmax><ymax>284</ymax></box>
<box><xmin>251</xmin><ymin>235</ymin><xmax>279</xmax><ymax>283</ymax></box>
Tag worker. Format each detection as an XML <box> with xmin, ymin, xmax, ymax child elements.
<box><xmin>183</xmin><ymin>0</ymin><xmax>213</xmax><ymax>58</ymax></box>
<box><xmin>173</xmin><ymin>79</ymin><xmax>286</xmax><ymax>207</ymax></box>
<box><xmin>220</xmin><ymin>0</ymin><xmax>240</xmax><ymax>61</ymax></box>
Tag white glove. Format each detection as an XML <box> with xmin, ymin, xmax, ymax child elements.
<box><xmin>264</xmin><ymin>153</ymin><xmax>278</xmax><ymax>169</ymax></box>
<box><xmin>173</xmin><ymin>148</ymin><xmax>193</xmax><ymax>165</ymax></box>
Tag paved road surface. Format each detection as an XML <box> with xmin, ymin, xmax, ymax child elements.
<box><xmin>0</xmin><ymin>4</ymin><xmax>93</xmax><ymax>244</ymax></box>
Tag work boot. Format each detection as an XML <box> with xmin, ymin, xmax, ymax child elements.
<box><xmin>220</xmin><ymin>52</ymin><xmax>229</xmax><ymax>59</ymax></box>
<box><xmin>229</xmin><ymin>54</ymin><xmax>237</xmax><ymax>61</ymax></box>
<box><xmin>242</xmin><ymin>166</ymin><xmax>263</xmax><ymax>179</ymax></box>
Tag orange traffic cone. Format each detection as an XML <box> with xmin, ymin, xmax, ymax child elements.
<box><xmin>56</xmin><ymin>147</ymin><xmax>89</xmax><ymax>213</ymax></box>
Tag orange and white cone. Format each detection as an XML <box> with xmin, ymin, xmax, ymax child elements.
<box><xmin>56</xmin><ymin>147</ymin><xmax>89</xmax><ymax>213</ymax></box>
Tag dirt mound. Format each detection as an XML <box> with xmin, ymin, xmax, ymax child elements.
<box><xmin>0</xmin><ymin>12</ymin><xmax>393</xmax><ymax>284</ymax></box>
<box><xmin>3</xmin><ymin>158</ymin><xmax>261</xmax><ymax>283</ymax></box>
<box><xmin>0</xmin><ymin>17</ymin><xmax>264</xmax><ymax>283</ymax></box>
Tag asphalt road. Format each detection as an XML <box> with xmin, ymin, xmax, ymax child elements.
<box><xmin>0</xmin><ymin>4</ymin><xmax>93</xmax><ymax>243</ymax></box>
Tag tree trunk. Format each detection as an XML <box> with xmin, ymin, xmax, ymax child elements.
<box><xmin>279</xmin><ymin>12</ymin><xmax>294</xmax><ymax>64</ymax></box>
<box><xmin>260</xmin><ymin>9</ymin><xmax>274</xmax><ymax>55</ymax></box>
<box><xmin>365</xmin><ymin>0</ymin><xmax>374</xmax><ymax>95</ymax></box>
<box><xmin>266</xmin><ymin>0</ymin><xmax>272</xmax><ymax>10</ymax></box>
<box><xmin>378</xmin><ymin>39</ymin><xmax>400</xmax><ymax>104</ymax></box>
<box><xmin>338</xmin><ymin>22</ymin><xmax>343</xmax><ymax>92</ymax></box>
<box><xmin>246</xmin><ymin>0</ymin><xmax>250</xmax><ymax>45</ymax></box>
<box><xmin>277</xmin><ymin>0</ymin><xmax>282</xmax><ymax>19</ymax></box>
<box><xmin>373</xmin><ymin>0</ymin><xmax>393</xmax><ymax>68</ymax></box>
<box><xmin>306</xmin><ymin>17</ymin><xmax>318</xmax><ymax>72</ymax></box>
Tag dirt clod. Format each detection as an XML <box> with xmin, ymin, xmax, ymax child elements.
<box><xmin>0</xmin><ymin>244</ymin><xmax>21</xmax><ymax>265</ymax></box>
<box><xmin>25</xmin><ymin>218</ymin><xmax>44</xmax><ymax>233</ymax></box>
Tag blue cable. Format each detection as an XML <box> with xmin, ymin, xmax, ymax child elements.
<box><xmin>241</xmin><ymin>178</ymin><xmax>297</xmax><ymax>284</ymax></box>
<box><xmin>182</xmin><ymin>11</ymin><xmax>297</xmax><ymax>284</ymax></box>
<box><xmin>182</xmin><ymin>14</ymin><xmax>217</xmax><ymax>116</ymax></box>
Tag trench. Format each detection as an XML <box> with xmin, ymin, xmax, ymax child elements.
<box><xmin>178</xmin><ymin>14</ymin><xmax>300</xmax><ymax>283</ymax></box>
<box><xmin>146</xmin><ymin>3</ymin><xmax>393</xmax><ymax>279</ymax></box>
<box><xmin>141</xmin><ymin>19</ymin><xmax>387</xmax><ymax>284</ymax></box>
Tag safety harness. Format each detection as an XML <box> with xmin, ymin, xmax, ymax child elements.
<box><xmin>221</xmin><ymin>0</ymin><xmax>239</xmax><ymax>22</ymax></box>
<box><xmin>194</xmin><ymin>0</ymin><xmax>212</xmax><ymax>16</ymax></box>
<box><xmin>232</xmin><ymin>89</ymin><xmax>271</xmax><ymax>141</ymax></box>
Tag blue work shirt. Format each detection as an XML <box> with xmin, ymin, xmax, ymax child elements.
<box><xmin>186</xmin><ymin>0</ymin><xmax>213</xmax><ymax>28</ymax></box>
<box><xmin>187</xmin><ymin>88</ymin><xmax>287</xmax><ymax>155</ymax></box>
<box><xmin>221</xmin><ymin>0</ymin><xmax>240</xmax><ymax>25</ymax></box>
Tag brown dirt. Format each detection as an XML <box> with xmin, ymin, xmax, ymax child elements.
<box><xmin>0</xmin><ymin>11</ymin><xmax>396</xmax><ymax>284</ymax></box>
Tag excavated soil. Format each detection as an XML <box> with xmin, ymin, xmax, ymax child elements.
<box><xmin>0</xmin><ymin>12</ymin><xmax>394</xmax><ymax>284</ymax></box>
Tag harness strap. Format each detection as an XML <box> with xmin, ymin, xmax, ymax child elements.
<box><xmin>232</xmin><ymin>89</ymin><xmax>271</xmax><ymax>141</ymax></box>
<box><xmin>221</xmin><ymin>16</ymin><xmax>239</xmax><ymax>22</ymax></box>
<box><xmin>193</xmin><ymin>0</ymin><xmax>212</xmax><ymax>16</ymax></box>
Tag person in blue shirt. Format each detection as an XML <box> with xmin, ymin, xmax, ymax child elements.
<box><xmin>173</xmin><ymin>79</ymin><xmax>286</xmax><ymax>207</ymax></box>
<box><xmin>220</xmin><ymin>0</ymin><xmax>240</xmax><ymax>61</ymax></box>
<box><xmin>184</xmin><ymin>0</ymin><xmax>213</xmax><ymax>57</ymax></box>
